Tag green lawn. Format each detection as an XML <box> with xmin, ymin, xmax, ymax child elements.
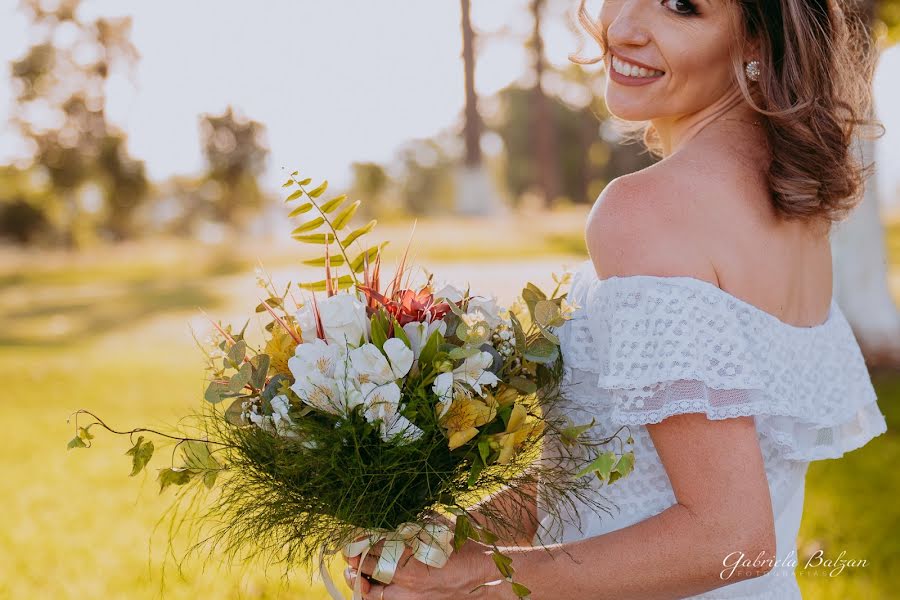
<box><xmin>1</xmin><ymin>217</ymin><xmax>897</xmax><ymax>599</ymax></box>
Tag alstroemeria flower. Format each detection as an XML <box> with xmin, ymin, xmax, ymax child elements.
<box><xmin>288</xmin><ymin>338</ymin><xmax>355</xmax><ymax>415</ymax></box>
<box><xmin>350</xmin><ymin>339</ymin><xmax>414</xmax><ymax>385</ymax></box>
<box><xmin>402</xmin><ymin>319</ymin><xmax>448</xmax><ymax>359</ymax></box>
<box><xmin>432</xmin><ymin>351</ymin><xmax>500</xmax><ymax>420</ymax></box>
<box><xmin>494</xmin><ymin>403</ymin><xmax>532</xmax><ymax>464</ymax></box>
<box><xmin>360</xmin><ymin>381</ymin><xmax>423</xmax><ymax>443</ymax></box>
<box><xmin>439</xmin><ymin>392</ymin><xmax>498</xmax><ymax>450</ymax></box>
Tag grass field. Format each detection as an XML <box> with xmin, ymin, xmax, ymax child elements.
<box><xmin>1</xmin><ymin>212</ymin><xmax>898</xmax><ymax>599</ymax></box>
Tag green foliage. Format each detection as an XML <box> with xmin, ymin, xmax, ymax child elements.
<box><xmin>125</xmin><ymin>436</ymin><xmax>154</xmax><ymax>477</ymax></box>
<box><xmin>281</xmin><ymin>171</ymin><xmax>387</xmax><ymax>292</ymax></box>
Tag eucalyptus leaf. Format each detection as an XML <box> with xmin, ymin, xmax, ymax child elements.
<box><xmin>533</xmin><ymin>300</ymin><xmax>561</xmax><ymax>328</ymax></box>
<box><xmin>449</xmin><ymin>346</ymin><xmax>480</xmax><ymax>360</ymax></box>
<box><xmin>228</xmin><ymin>362</ymin><xmax>252</xmax><ymax>392</ymax></box>
<box><xmin>227</xmin><ymin>340</ymin><xmax>247</xmax><ymax>369</ymax></box>
<box><xmin>250</xmin><ymin>354</ymin><xmax>270</xmax><ymax>389</ymax></box>
<box><xmin>225</xmin><ymin>397</ymin><xmax>246</xmax><ymax>426</ymax></box>
<box><xmin>523</xmin><ymin>337</ymin><xmax>558</xmax><ymax>364</ymax></box>
<box><xmin>204</xmin><ymin>380</ymin><xmax>229</xmax><ymax>404</ymax></box>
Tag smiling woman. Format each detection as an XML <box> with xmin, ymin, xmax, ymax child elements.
<box><xmin>572</xmin><ymin>0</ymin><xmax>879</xmax><ymax>223</ymax></box>
<box><xmin>344</xmin><ymin>1</ymin><xmax>889</xmax><ymax>599</ymax></box>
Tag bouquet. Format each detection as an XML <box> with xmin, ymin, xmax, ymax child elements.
<box><xmin>68</xmin><ymin>171</ymin><xmax>634</xmax><ymax>600</ymax></box>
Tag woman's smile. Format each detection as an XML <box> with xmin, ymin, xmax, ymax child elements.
<box><xmin>608</xmin><ymin>51</ymin><xmax>666</xmax><ymax>86</ymax></box>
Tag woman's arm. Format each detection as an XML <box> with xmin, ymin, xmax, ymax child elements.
<box><xmin>352</xmin><ymin>412</ymin><xmax>777</xmax><ymax>600</ymax></box>
<box><xmin>482</xmin><ymin>412</ymin><xmax>777</xmax><ymax>599</ymax></box>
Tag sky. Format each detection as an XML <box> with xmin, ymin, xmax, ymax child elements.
<box><xmin>1</xmin><ymin>0</ymin><xmax>898</xmax><ymax>209</ymax></box>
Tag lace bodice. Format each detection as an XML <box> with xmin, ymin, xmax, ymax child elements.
<box><xmin>534</xmin><ymin>260</ymin><xmax>887</xmax><ymax>599</ymax></box>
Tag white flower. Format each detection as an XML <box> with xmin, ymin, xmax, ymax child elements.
<box><xmin>466</xmin><ymin>296</ymin><xmax>503</xmax><ymax>328</ymax></box>
<box><xmin>360</xmin><ymin>381</ymin><xmax>423</xmax><ymax>443</ymax></box>
<box><xmin>433</xmin><ymin>282</ymin><xmax>465</xmax><ymax>304</ymax></box>
<box><xmin>295</xmin><ymin>293</ymin><xmax>369</xmax><ymax>347</ymax></box>
<box><xmin>433</xmin><ymin>372</ymin><xmax>454</xmax><ymax>406</ymax></box>
<box><xmin>402</xmin><ymin>320</ymin><xmax>448</xmax><ymax>359</ymax></box>
<box><xmin>455</xmin><ymin>351</ymin><xmax>500</xmax><ymax>395</ymax></box>
<box><xmin>270</xmin><ymin>394</ymin><xmax>299</xmax><ymax>438</ymax></box>
<box><xmin>350</xmin><ymin>339</ymin><xmax>414</xmax><ymax>385</ymax></box>
<box><xmin>288</xmin><ymin>338</ymin><xmax>353</xmax><ymax>415</ymax></box>
<box><xmin>431</xmin><ymin>351</ymin><xmax>500</xmax><ymax>419</ymax></box>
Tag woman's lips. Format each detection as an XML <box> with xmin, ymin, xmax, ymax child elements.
<box><xmin>607</xmin><ymin>52</ymin><xmax>665</xmax><ymax>87</ymax></box>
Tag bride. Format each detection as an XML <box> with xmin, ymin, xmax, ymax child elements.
<box><xmin>345</xmin><ymin>0</ymin><xmax>887</xmax><ymax>597</ymax></box>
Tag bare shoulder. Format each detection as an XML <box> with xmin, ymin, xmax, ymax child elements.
<box><xmin>585</xmin><ymin>165</ymin><xmax>718</xmax><ymax>285</ymax></box>
<box><xmin>585</xmin><ymin>132</ymin><xmax>774</xmax><ymax>286</ymax></box>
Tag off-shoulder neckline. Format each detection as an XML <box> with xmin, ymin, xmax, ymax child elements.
<box><xmin>577</xmin><ymin>264</ymin><xmax>838</xmax><ymax>332</ymax></box>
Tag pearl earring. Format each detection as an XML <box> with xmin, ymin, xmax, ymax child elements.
<box><xmin>745</xmin><ymin>60</ymin><xmax>761</xmax><ymax>82</ymax></box>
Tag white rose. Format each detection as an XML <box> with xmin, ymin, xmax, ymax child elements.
<box><xmin>298</xmin><ymin>293</ymin><xmax>369</xmax><ymax>347</ymax></box>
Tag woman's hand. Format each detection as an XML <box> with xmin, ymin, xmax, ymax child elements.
<box><xmin>343</xmin><ymin>538</ymin><xmax>501</xmax><ymax>600</ymax></box>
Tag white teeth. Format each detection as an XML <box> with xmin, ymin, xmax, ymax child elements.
<box><xmin>610</xmin><ymin>55</ymin><xmax>663</xmax><ymax>78</ymax></box>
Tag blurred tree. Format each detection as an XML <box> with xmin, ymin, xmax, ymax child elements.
<box><xmin>198</xmin><ymin>106</ymin><xmax>269</xmax><ymax>229</ymax></box>
<box><xmin>0</xmin><ymin>165</ymin><xmax>51</xmax><ymax>244</ymax></box>
<box><xmin>528</xmin><ymin>0</ymin><xmax>561</xmax><ymax>209</ymax></box>
<box><xmin>8</xmin><ymin>0</ymin><xmax>148</xmax><ymax>246</ymax></box>
<box><xmin>456</xmin><ymin>0</ymin><xmax>500</xmax><ymax>216</ymax></box>
<box><xmin>350</xmin><ymin>161</ymin><xmax>390</xmax><ymax>217</ymax></box>
<box><xmin>398</xmin><ymin>138</ymin><xmax>457</xmax><ymax>216</ymax></box>
<box><xmin>830</xmin><ymin>0</ymin><xmax>900</xmax><ymax>365</ymax></box>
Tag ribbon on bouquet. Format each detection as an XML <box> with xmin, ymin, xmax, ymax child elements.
<box><xmin>319</xmin><ymin>521</ymin><xmax>455</xmax><ymax>600</ymax></box>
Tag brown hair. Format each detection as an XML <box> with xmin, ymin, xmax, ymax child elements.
<box><xmin>570</xmin><ymin>0</ymin><xmax>883</xmax><ymax>224</ymax></box>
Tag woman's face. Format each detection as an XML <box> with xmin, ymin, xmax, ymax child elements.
<box><xmin>599</xmin><ymin>0</ymin><xmax>741</xmax><ymax>122</ymax></box>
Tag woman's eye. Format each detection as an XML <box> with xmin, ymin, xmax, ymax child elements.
<box><xmin>661</xmin><ymin>0</ymin><xmax>699</xmax><ymax>15</ymax></box>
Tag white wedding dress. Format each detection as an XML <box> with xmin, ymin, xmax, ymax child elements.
<box><xmin>534</xmin><ymin>259</ymin><xmax>888</xmax><ymax>599</ymax></box>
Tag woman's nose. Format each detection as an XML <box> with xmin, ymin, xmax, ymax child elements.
<box><xmin>605</xmin><ymin>0</ymin><xmax>652</xmax><ymax>48</ymax></box>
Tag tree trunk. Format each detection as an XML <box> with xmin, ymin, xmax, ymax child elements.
<box><xmin>530</xmin><ymin>0</ymin><xmax>560</xmax><ymax>209</ymax></box>
<box><xmin>460</xmin><ymin>0</ymin><xmax>481</xmax><ymax>169</ymax></box>
<box><xmin>455</xmin><ymin>0</ymin><xmax>501</xmax><ymax>216</ymax></box>
<box><xmin>831</xmin><ymin>0</ymin><xmax>900</xmax><ymax>367</ymax></box>
<box><xmin>832</xmin><ymin>136</ymin><xmax>900</xmax><ymax>367</ymax></box>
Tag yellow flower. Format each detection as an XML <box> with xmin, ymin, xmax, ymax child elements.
<box><xmin>495</xmin><ymin>403</ymin><xmax>541</xmax><ymax>464</ymax></box>
<box><xmin>440</xmin><ymin>392</ymin><xmax>497</xmax><ymax>450</ymax></box>
<box><xmin>493</xmin><ymin>386</ymin><xmax>520</xmax><ymax>408</ymax></box>
<box><xmin>265</xmin><ymin>325</ymin><xmax>300</xmax><ymax>377</ymax></box>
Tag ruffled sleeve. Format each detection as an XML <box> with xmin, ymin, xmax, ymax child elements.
<box><xmin>558</xmin><ymin>262</ymin><xmax>888</xmax><ymax>462</ymax></box>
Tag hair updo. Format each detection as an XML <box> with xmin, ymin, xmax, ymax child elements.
<box><xmin>571</xmin><ymin>0</ymin><xmax>883</xmax><ymax>224</ymax></box>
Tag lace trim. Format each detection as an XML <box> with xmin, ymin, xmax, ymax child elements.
<box><xmin>558</xmin><ymin>262</ymin><xmax>888</xmax><ymax>462</ymax></box>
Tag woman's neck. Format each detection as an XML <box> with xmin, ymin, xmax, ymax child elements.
<box><xmin>651</xmin><ymin>89</ymin><xmax>757</xmax><ymax>157</ymax></box>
